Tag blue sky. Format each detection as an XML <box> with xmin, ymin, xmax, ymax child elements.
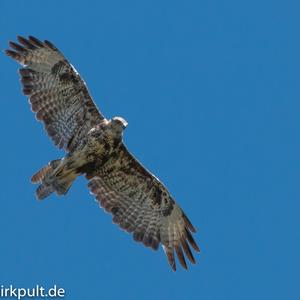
<box><xmin>1</xmin><ymin>0</ymin><xmax>300</xmax><ymax>299</ymax></box>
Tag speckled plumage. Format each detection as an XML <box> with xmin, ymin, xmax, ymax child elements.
<box><xmin>6</xmin><ymin>36</ymin><xmax>200</xmax><ymax>271</ymax></box>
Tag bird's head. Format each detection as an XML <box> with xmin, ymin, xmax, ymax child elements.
<box><xmin>109</xmin><ymin>117</ymin><xmax>128</xmax><ymax>140</ymax></box>
<box><xmin>111</xmin><ymin>116</ymin><xmax>128</xmax><ymax>130</ymax></box>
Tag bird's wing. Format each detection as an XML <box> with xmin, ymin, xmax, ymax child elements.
<box><xmin>5</xmin><ymin>36</ymin><xmax>105</xmax><ymax>152</ymax></box>
<box><xmin>87</xmin><ymin>144</ymin><xmax>200</xmax><ymax>271</ymax></box>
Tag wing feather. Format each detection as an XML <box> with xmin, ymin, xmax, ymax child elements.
<box><xmin>5</xmin><ymin>36</ymin><xmax>105</xmax><ymax>151</ymax></box>
<box><xmin>87</xmin><ymin>144</ymin><xmax>200</xmax><ymax>271</ymax></box>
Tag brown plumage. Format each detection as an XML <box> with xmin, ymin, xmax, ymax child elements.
<box><xmin>5</xmin><ymin>36</ymin><xmax>200</xmax><ymax>271</ymax></box>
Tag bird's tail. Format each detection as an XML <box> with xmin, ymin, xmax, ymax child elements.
<box><xmin>31</xmin><ymin>159</ymin><xmax>79</xmax><ymax>200</ymax></box>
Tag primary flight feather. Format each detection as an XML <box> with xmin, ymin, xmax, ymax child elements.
<box><xmin>5</xmin><ymin>36</ymin><xmax>200</xmax><ymax>271</ymax></box>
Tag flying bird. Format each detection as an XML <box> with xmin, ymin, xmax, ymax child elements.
<box><xmin>5</xmin><ymin>36</ymin><xmax>200</xmax><ymax>271</ymax></box>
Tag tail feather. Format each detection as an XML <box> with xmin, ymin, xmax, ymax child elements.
<box><xmin>31</xmin><ymin>159</ymin><xmax>61</xmax><ymax>183</ymax></box>
<box><xmin>31</xmin><ymin>165</ymin><xmax>52</xmax><ymax>183</ymax></box>
<box><xmin>52</xmin><ymin>175</ymin><xmax>75</xmax><ymax>196</ymax></box>
<box><xmin>32</xmin><ymin>158</ymin><xmax>78</xmax><ymax>200</ymax></box>
<box><xmin>36</xmin><ymin>184</ymin><xmax>54</xmax><ymax>200</ymax></box>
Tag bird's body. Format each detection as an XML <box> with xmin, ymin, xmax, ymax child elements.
<box><xmin>33</xmin><ymin>117</ymin><xmax>127</xmax><ymax>199</ymax></box>
<box><xmin>5</xmin><ymin>36</ymin><xmax>200</xmax><ymax>271</ymax></box>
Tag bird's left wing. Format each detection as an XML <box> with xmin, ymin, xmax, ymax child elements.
<box><xmin>87</xmin><ymin>144</ymin><xmax>200</xmax><ymax>271</ymax></box>
<box><xmin>5</xmin><ymin>36</ymin><xmax>105</xmax><ymax>152</ymax></box>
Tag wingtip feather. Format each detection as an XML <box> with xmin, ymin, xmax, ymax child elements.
<box><xmin>28</xmin><ymin>36</ymin><xmax>44</xmax><ymax>47</ymax></box>
<box><xmin>181</xmin><ymin>238</ymin><xmax>196</xmax><ymax>264</ymax></box>
<box><xmin>17</xmin><ymin>35</ymin><xmax>37</xmax><ymax>49</ymax></box>
<box><xmin>185</xmin><ymin>228</ymin><xmax>201</xmax><ymax>252</ymax></box>
<box><xmin>9</xmin><ymin>41</ymin><xmax>26</xmax><ymax>52</ymax></box>
<box><xmin>44</xmin><ymin>39</ymin><xmax>58</xmax><ymax>51</ymax></box>
<box><xmin>182</xmin><ymin>212</ymin><xmax>197</xmax><ymax>233</ymax></box>
<box><xmin>5</xmin><ymin>49</ymin><xmax>20</xmax><ymax>59</ymax></box>
<box><xmin>163</xmin><ymin>246</ymin><xmax>177</xmax><ymax>271</ymax></box>
<box><xmin>175</xmin><ymin>245</ymin><xmax>188</xmax><ymax>270</ymax></box>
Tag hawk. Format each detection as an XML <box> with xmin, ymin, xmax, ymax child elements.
<box><xmin>5</xmin><ymin>36</ymin><xmax>200</xmax><ymax>271</ymax></box>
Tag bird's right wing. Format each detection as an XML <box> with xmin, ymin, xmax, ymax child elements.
<box><xmin>87</xmin><ymin>144</ymin><xmax>200</xmax><ymax>271</ymax></box>
<box><xmin>5</xmin><ymin>36</ymin><xmax>105</xmax><ymax>152</ymax></box>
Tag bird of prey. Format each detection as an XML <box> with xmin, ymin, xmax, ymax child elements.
<box><xmin>5</xmin><ymin>36</ymin><xmax>200</xmax><ymax>271</ymax></box>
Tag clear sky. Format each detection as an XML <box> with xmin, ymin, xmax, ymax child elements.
<box><xmin>1</xmin><ymin>0</ymin><xmax>299</xmax><ymax>299</ymax></box>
